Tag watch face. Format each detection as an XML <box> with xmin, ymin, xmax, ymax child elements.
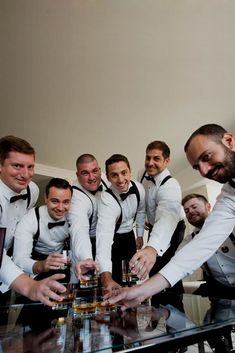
<box><xmin>0</xmin><ymin>227</ymin><xmax>6</xmax><ymax>268</ymax></box>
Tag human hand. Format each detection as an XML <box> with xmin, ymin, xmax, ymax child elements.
<box><xmin>100</xmin><ymin>272</ymin><xmax>121</xmax><ymax>291</ymax></box>
<box><xmin>136</xmin><ymin>236</ymin><xmax>144</xmax><ymax>250</ymax></box>
<box><xmin>43</xmin><ymin>252</ymin><xmax>67</xmax><ymax>272</ymax></box>
<box><xmin>75</xmin><ymin>258</ymin><xmax>99</xmax><ymax>279</ymax></box>
<box><xmin>129</xmin><ymin>246</ymin><xmax>157</xmax><ymax>280</ymax></box>
<box><xmin>27</xmin><ymin>273</ymin><xmax>66</xmax><ymax>306</ymax></box>
<box><xmin>104</xmin><ymin>285</ymin><xmax>146</xmax><ymax>311</ymax></box>
<box><xmin>33</xmin><ymin>253</ymin><xmax>67</xmax><ymax>274</ymax></box>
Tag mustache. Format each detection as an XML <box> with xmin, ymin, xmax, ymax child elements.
<box><xmin>205</xmin><ymin>164</ymin><xmax>223</xmax><ymax>179</ymax></box>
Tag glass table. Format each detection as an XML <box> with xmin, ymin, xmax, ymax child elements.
<box><xmin>0</xmin><ymin>287</ymin><xmax>234</xmax><ymax>353</ymax></box>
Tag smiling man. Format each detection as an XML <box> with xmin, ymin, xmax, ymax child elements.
<box><xmin>96</xmin><ymin>154</ymin><xmax>145</xmax><ymax>290</ymax></box>
<box><xmin>13</xmin><ymin>178</ymin><xmax>73</xmax><ymax>280</ymax></box>
<box><xmin>130</xmin><ymin>141</ymin><xmax>185</xmax><ymax>298</ymax></box>
<box><xmin>105</xmin><ymin>124</ymin><xmax>235</xmax><ymax>310</ymax></box>
<box><xmin>0</xmin><ymin>136</ymin><xmax>39</xmax><ymax>255</ymax></box>
<box><xmin>67</xmin><ymin>154</ymin><xmax>109</xmax><ymax>282</ymax></box>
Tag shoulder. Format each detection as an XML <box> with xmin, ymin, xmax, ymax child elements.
<box><xmin>131</xmin><ymin>180</ymin><xmax>145</xmax><ymax>195</ymax></box>
<box><xmin>29</xmin><ymin>181</ymin><xmax>39</xmax><ymax>195</ymax></box>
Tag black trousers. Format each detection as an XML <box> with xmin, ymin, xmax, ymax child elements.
<box><xmin>149</xmin><ymin>220</ymin><xmax>186</xmax><ymax>295</ymax></box>
<box><xmin>111</xmin><ymin>230</ymin><xmax>136</xmax><ymax>285</ymax></box>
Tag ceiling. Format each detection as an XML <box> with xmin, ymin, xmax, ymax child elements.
<box><xmin>1</xmin><ymin>1</ymin><xmax>235</xmax><ymax>189</ymax></box>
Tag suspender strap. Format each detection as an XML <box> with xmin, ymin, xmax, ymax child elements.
<box><xmin>160</xmin><ymin>175</ymin><xmax>172</xmax><ymax>186</ymax></box>
<box><xmin>105</xmin><ymin>181</ymin><xmax>140</xmax><ymax>233</ymax></box>
<box><xmin>140</xmin><ymin>170</ymin><xmax>147</xmax><ymax>184</ymax></box>
<box><xmin>101</xmin><ymin>178</ymin><xmax>109</xmax><ymax>190</ymax></box>
<box><xmin>229</xmin><ymin>179</ymin><xmax>235</xmax><ymax>188</ymax></box>
<box><xmin>229</xmin><ymin>232</ymin><xmax>235</xmax><ymax>245</ymax></box>
<box><xmin>26</xmin><ymin>185</ymin><xmax>31</xmax><ymax>208</ymax></box>
<box><xmin>140</xmin><ymin>171</ymin><xmax>172</xmax><ymax>186</ymax></box>
<box><xmin>72</xmin><ymin>186</ymin><xmax>94</xmax><ymax>228</ymax></box>
<box><xmin>32</xmin><ymin>206</ymin><xmax>40</xmax><ymax>252</ymax></box>
<box><xmin>105</xmin><ymin>188</ymin><xmax>122</xmax><ymax>233</ymax></box>
<box><xmin>130</xmin><ymin>180</ymin><xmax>140</xmax><ymax>222</ymax></box>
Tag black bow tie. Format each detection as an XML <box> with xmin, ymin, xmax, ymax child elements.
<box><xmin>120</xmin><ymin>186</ymin><xmax>136</xmax><ymax>201</ymax></box>
<box><xmin>48</xmin><ymin>220</ymin><xmax>66</xmax><ymax>229</ymax></box>
<box><xmin>191</xmin><ymin>230</ymin><xmax>200</xmax><ymax>238</ymax></box>
<box><xmin>91</xmin><ymin>184</ymin><xmax>103</xmax><ymax>195</ymax></box>
<box><xmin>144</xmin><ymin>175</ymin><xmax>156</xmax><ymax>184</ymax></box>
<box><xmin>10</xmin><ymin>193</ymin><xmax>28</xmax><ymax>203</ymax></box>
<box><xmin>229</xmin><ymin>179</ymin><xmax>235</xmax><ymax>188</ymax></box>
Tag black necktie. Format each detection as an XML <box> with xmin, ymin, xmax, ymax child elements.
<box><xmin>48</xmin><ymin>220</ymin><xmax>66</xmax><ymax>229</ymax></box>
<box><xmin>10</xmin><ymin>193</ymin><xmax>28</xmax><ymax>203</ymax></box>
<box><xmin>120</xmin><ymin>186</ymin><xmax>136</xmax><ymax>201</ymax></box>
<box><xmin>144</xmin><ymin>175</ymin><xmax>156</xmax><ymax>184</ymax></box>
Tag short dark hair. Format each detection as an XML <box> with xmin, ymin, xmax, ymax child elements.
<box><xmin>146</xmin><ymin>141</ymin><xmax>170</xmax><ymax>159</ymax></box>
<box><xmin>0</xmin><ymin>135</ymin><xmax>35</xmax><ymax>165</ymax></box>
<box><xmin>184</xmin><ymin>124</ymin><xmax>227</xmax><ymax>152</ymax></box>
<box><xmin>105</xmin><ymin>154</ymin><xmax>131</xmax><ymax>175</ymax></box>
<box><xmin>182</xmin><ymin>193</ymin><xmax>208</xmax><ymax>206</ymax></box>
<box><xmin>45</xmin><ymin>178</ymin><xmax>73</xmax><ymax>197</ymax></box>
<box><xmin>76</xmin><ymin>154</ymin><xmax>97</xmax><ymax>170</ymax></box>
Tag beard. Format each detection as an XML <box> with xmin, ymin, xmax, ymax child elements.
<box><xmin>206</xmin><ymin>149</ymin><xmax>235</xmax><ymax>183</ymax></box>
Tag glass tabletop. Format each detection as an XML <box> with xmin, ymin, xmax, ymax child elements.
<box><xmin>0</xmin><ymin>286</ymin><xmax>235</xmax><ymax>353</ymax></box>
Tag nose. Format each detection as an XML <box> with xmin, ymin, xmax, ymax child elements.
<box><xmin>198</xmin><ymin>162</ymin><xmax>212</xmax><ymax>177</ymax></box>
<box><xmin>117</xmin><ymin>174</ymin><xmax>125</xmax><ymax>183</ymax></box>
<box><xmin>20</xmin><ymin>167</ymin><xmax>32</xmax><ymax>179</ymax></box>
<box><xmin>88</xmin><ymin>172</ymin><xmax>95</xmax><ymax>180</ymax></box>
<box><xmin>147</xmin><ymin>158</ymin><xmax>154</xmax><ymax>166</ymax></box>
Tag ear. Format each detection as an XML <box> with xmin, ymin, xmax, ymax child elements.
<box><xmin>165</xmin><ymin>157</ymin><xmax>170</xmax><ymax>165</ymax></box>
<box><xmin>222</xmin><ymin>133</ymin><xmax>235</xmax><ymax>150</ymax></box>
<box><xmin>206</xmin><ymin>202</ymin><xmax>212</xmax><ymax>212</ymax></box>
<box><xmin>44</xmin><ymin>193</ymin><xmax>47</xmax><ymax>204</ymax></box>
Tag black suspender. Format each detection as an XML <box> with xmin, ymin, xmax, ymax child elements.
<box><xmin>72</xmin><ymin>186</ymin><xmax>94</xmax><ymax>229</ymax></box>
<box><xmin>32</xmin><ymin>206</ymin><xmax>40</xmax><ymax>252</ymax></box>
<box><xmin>160</xmin><ymin>175</ymin><xmax>172</xmax><ymax>186</ymax></box>
<box><xmin>26</xmin><ymin>185</ymin><xmax>31</xmax><ymax>208</ymax></box>
<box><xmin>101</xmin><ymin>178</ymin><xmax>109</xmax><ymax>190</ymax></box>
<box><xmin>31</xmin><ymin>207</ymin><xmax>70</xmax><ymax>255</ymax></box>
<box><xmin>140</xmin><ymin>170</ymin><xmax>147</xmax><ymax>184</ymax></box>
<box><xmin>140</xmin><ymin>170</ymin><xmax>172</xmax><ymax>186</ymax></box>
<box><xmin>105</xmin><ymin>181</ymin><xmax>140</xmax><ymax>233</ymax></box>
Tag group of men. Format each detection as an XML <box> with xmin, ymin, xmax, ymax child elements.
<box><xmin>1</xmin><ymin>123</ymin><xmax>235</xmax><ymax>309</ymax></box>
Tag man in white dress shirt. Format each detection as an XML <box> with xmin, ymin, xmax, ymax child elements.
<box><xmin>106</xmin><ymin>124</ymin><xmax>235</xmax><ymax>309</ymax></box>
<box><xmin>0</xmin><ymin>135</ymin><xmax>39</xmax><ymax>255</ymax></box>
<box><xmin>13</xmin><ymin>178</ymin><xmax>72</xmax><ymax>281</ymax></box>
<box><xmin>131</xmin><ymin>141</ymin><xmax>185</xmax><ymax>296</ymax></box>
<box><xmin>0</xmin><ymin>135</ymin><xmax>67</xmax><ymax>303</ymax></box>
<box><xmin>182</xmin><ymin>193</ymin><xmax>235</xmax><ymax>297</ymax></box>
<box><xmin>68</xmin><ymin>154</ymin><xmax>108</xmax><ymax>281</ymax></box>
<box><xmin>96</xmin><ymin>154</ymin><xmax>145</xmax><ymax>290</ymax></box>
<box><xmin>0</xmin><ymin>135</ymin><xmax>39</xmax><ymax>294</ymax></box>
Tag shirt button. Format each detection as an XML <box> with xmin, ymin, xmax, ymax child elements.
<box><xmin>221</xmin><ymin>246</ymin><xmax>229</xmax><ymax>253</ymax></box>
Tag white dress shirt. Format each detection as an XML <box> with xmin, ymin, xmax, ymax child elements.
<box><xmin>13</xmin><ymin>205</ymin><xmax>70</xmax><ymax>276</ymax></box>
<box><xmin>0</xmin><ymin>250</ymin><xmax>23</xmax><ymax>288</ymax></box>
<box><xmin>139</xmin><ymin>168</ymin><xmax>184</xmax><ymax>256</ymax></box>
<box><xmin>0</xmin><ymin>180</ymin><xmax>39</xmax><ymax>251</ymax></box>
<box><xmin>178</xmin><ymin>226</ymin><xmax>235</xmax><ymax>287</ymax></box>
<box><xmin>160</xmin><ymin>180</ymin><xmax>235</xmax><ymax>286</ymax></box>
<box><xmin>96</xmin><ymin>180</ymin><xmax>145</xmax><ymax>274</ymax></box>
<box><xmin>68</xmin><ymin>174</ymin><xmax>110</xmax><ymax>263</ymax></box>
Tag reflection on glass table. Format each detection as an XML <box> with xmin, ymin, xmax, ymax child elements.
<box><xmin>0</xmin><ymin>288</ymin><xmax>235</xmax><ymax>353</ymax></box>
